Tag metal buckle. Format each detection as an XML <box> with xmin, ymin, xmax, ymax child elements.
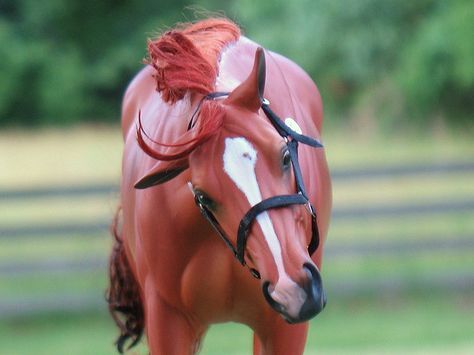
<box><xmin>305</xmin><ymin>201</ymin><xmax>315</xmax><ymax>216</ymax></box>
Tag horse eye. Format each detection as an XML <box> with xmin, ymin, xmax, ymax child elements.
<box><xmin>282</xmin><ymin>149</ymin><xmax>291</xmax><ymax>169</ymax></box>
<box><xmin>195</xmin><ymin>190</ymin><xmax>217</xmax><ymax>211</ymax></box>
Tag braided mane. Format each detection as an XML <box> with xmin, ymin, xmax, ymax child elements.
<box><xmin>137</xmin><ymin>18</ymin><xmax>240</xmax><ymax>162</ymax></box>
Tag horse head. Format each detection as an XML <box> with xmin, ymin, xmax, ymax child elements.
<box><xmin>135</xmin><ymin>48</ymin><xmax>326</xmax><ymax>324</ymax></box>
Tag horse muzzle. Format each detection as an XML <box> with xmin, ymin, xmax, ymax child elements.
<box><xmin>262</xmin><ymin>263</ymin><xmax>326</xmax><ymax>323</ymax></box>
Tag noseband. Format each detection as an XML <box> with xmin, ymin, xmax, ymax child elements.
<box><xmin>192</xmin><ymin>93</ymin><xmax>323</xmax><ymax>279</ymax></box>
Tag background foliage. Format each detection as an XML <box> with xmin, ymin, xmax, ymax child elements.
<box><xmin>0</xmin><ymin>0</ymin><xmax>472</xmax><ymax>128</ymax></box>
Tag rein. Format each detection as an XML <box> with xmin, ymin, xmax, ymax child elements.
<box><xmin>192</xmin><ymin>93</ymin><xmax>323</xmax><ymax>279</ymax></box>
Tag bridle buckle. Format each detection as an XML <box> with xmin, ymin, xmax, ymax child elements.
<box><xmin>305</xmin><ymin>201</ymin><xmax>315</xmax><ymax>216</ymax></box>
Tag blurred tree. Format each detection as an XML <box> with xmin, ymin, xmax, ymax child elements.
<box><xmin>231</xmin><ymin>0</ymin><xmax>455</xmax><ymax>127</ymax></box>
<box><xmin>0</xmin><ymin>0</ymin><xmax>194</xmax><ymax>126</ymax></box>
<box><xmin>0</xmin><ymin>0</ymin><xmax>472</xmax><ymax>128</ymax></box>
<box><xmin>397</xmin><ymin>0</ymin><xmax>474</xmax><ymax>126</ymax></box>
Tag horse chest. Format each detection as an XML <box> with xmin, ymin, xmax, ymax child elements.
<box><xmin>178</xmin><ymin>239</ymin><xmax>253</xmax><ymax>321</ymax></box>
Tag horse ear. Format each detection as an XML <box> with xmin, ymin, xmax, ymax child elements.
<box><xmin>134</xmin><ymin>158</ymin><xmax>189</xmax><ymax>189</ymax></box>
<box><xmin>226</xmin><ymin>47</ymin><xmax>266</xmax><ymax>112</ymax></box>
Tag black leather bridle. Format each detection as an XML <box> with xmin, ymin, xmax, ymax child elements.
<box><xmin>191</xmin><ymin>93</ymin><xmax>323</xmax><ymax>279</ymax></box>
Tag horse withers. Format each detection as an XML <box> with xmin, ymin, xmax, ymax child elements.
<box><xmin>107</xmin><ymin>18</ymin><xmax>332</xmax><ymax>354</ymax></box>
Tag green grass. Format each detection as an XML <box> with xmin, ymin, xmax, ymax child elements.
<box><xmin>0</xmin><ymin>292</ymin><xmax>472</xmax><ymax>355</ymax></box>
<box><xmin>0</xmin><ymin>195</ymin><xmax>118</xmax><ymax>226</ymax></box>
<box><xmin>0</xmin><ymin>312</ymin><xmax>119</xmax><ymax>355</ymax></box>
<box><xmin>324</xmin><ymin>129</ymin><xmax>474</xmax><ymax>170</ymax></box>
<box><xmin>305</xmin><ymin>292</ymin><xmax>474</xmax><ymax>354</ymax></box>
<box><xmin>324</xmin><ymin>250</ymin><xmax>474</xmax><ymax>281</ymax></box>
<box><xmin>2</xmin><ymin>248</ymin><xmax>472</xmax><ymax>299</ymax></box>
<box><xmin>0</xmin><ymin>126</ymin><xmax>122</xmax><ymax>188</ymax></box>
<box><xmin>0</xmin><ymin>234</ymin><xmax>111</xmax><ymax>262</ymax></box>
<box><xmin>3</xmin><ymin>172</ymin><xmax>473</xmax><ymax>226</ymax></box>
<box><xmin>0</xmin><ymin>271</ymin><xmax>107</xmax><ymax>298</ymax></box>
<box><xmin>1</xmin><ymin>126</ymin><xmax>473</xmax><ymax>354</ymax></box>
<box><xmin>333</xmin><ymin>173</ymin><xmax>474</xmax><ymax>207</ymax></box>
<box><xmin>330</xmin><ymin>211</ymin><xmax>474</xmax><ymax>243</ymax></box>
<box><xmin>1</xmin><ymin>126</ymin><xmax>474</xmax><ymax>187</ymax></box>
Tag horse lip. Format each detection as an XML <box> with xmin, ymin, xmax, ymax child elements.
<box><xmin>262</xmin><ymin>281</ymin><xmax>305</xmax><ymax>324</ymax></box>
<box><xmin>262</xmin><ymin>263</ymin><xmax>326</xmax><ymax>324</ymax></box>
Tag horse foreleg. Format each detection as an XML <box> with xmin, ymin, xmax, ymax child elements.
<box><xmin>145</xmin><ymin>290</ymin><xmax>205</xmax><ymax>354</ymax></box>
<box><xmin>253</xmin><ymin>319</ymin><xmax>309</xmax><ymax>355</ymax></box>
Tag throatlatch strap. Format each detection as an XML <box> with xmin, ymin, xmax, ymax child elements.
<box><xmin>287</xmin><ymin>139</ymin><xmax>309</xmax><ymax>200</ymax></box>
<box><xmin>195</xmin><ymin>196</ymin><xmax>238</xmax><ymax>258</ymax></box>
<box><xmin>308</xmin><ymin>211</ymin><xmax>319</xmax><ymax>255</ymax></box>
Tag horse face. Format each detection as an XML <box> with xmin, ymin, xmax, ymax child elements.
<box><xmin>190</xmin><ymin>51</ymin><xmax>325</xmax><ymax>323</ymax></box>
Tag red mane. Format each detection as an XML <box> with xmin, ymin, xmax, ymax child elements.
<box><xmin>137</xmin><ymin>18</ymin><xmax>240</xmax><ymax>162</ymax></box>
<box><xmin>147</xmin><ymin>18</ymin><xmax>240</xmax><ymax>104</ymax></box>
<box><xmin>137</xmin><ymin>101</ymin><xmax>224</xmax><ymax>161</ymax></box>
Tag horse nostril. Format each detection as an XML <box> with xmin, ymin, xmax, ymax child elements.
<box><xmin>299</xmin><ymin>262</ymin><xmax>326</xmax><ymax>321</ymax></box>
<box><xmin>262</xmin><ymin>281</ymin><xmax>285</xmax><ymax>314</ymax></box>
<box><xmin>249</xmin><ymin>268</ymin><xmax>261</xmax><ymax>279</ymax></box>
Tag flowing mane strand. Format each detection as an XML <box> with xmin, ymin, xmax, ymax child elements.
<box><xmin>137</xmin><ymin>18</ymin><xmax>239</xmax><ymax>163</ymax></box>
<box><xmin>137</xmin><ymin>100</ymin><xmax>224</xmax><ymax>161</ymax></box>
<box><xmin>147</xmin><ymin>18</ymin><xmax>240</xmax><ymax>103</ymax></box>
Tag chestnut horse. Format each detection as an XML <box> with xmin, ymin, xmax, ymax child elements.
<box><xmin>107</xmin><ymin>18</ymin><xmax>332</xmax><ymax>354</ymax></box>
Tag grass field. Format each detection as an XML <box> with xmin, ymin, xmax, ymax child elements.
<box><xmin>1</xmin><ymin>125</ymin><xmax>473</xmax><ymax>354</ymax></box>
<box><xmin>1</xmin><ymin>292</ymin><xmax>473</xmax><ymax>355</ymax></box>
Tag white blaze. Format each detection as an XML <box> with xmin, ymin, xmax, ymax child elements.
<box><xmin>222</xmin><ymin>137</ymin><xmax>286</xmax><ymax>276</ymax></box>
<box><xmin>222</xmin><ymin>137</ymin><xmax>307</xmax><ymax>318</ymax></box>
